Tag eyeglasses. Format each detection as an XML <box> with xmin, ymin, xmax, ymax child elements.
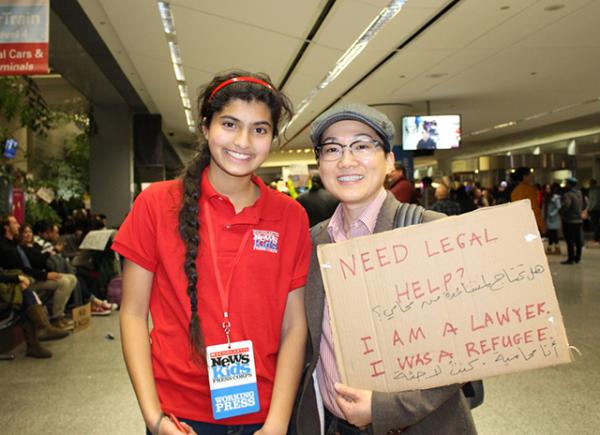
<box><xmin>316</xmin><ymin>139</ymin><xmax>383</xmax><ymax>161</ymax></box>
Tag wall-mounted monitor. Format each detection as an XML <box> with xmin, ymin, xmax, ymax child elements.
<box><xmin>402</xmin><ymin>115</ymin><xmax>461</xmax><ymax>150</ymax></box>
<box><xmin>3</xmin><ymin>138</ymin><xmax>18</xmax><ymax>159</ymax></box>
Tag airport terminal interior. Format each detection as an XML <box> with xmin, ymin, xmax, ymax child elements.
<box><xmin>1</xmin><ymin>0</ymin><xmax>600</xmax><ymax>434</ymax></box>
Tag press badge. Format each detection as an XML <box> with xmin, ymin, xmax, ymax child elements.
<box><xmin>206</xmin><ymin>340</ymin><xmax>260</xmax><ymax>419</ymax></box>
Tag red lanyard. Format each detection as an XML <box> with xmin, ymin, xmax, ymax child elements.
<box><xmin>204</xmin><ymin>204</ymin><xmax>252</xmax><ymax>345</ymax></box>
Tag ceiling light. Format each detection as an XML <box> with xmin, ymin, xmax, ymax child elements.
<box><xmin>158</xmin><ymin>2</ymin><xmax>176</xmax><ymax>35</ymax></box>
<box><xmin>500</xmin><ymin>6</ymin><xmax>510</xmax><ymax>11</ymax></box>
<box><xmin>283</xmin><ymin>0</ymin><xmax>408</xmax><ymax>132</ymax></box>
<box><xmin>493</xmin><ymin>121</ymin><xmax>516</xmax><ymax>129</ymax></box>
<box><xmin>544</xmin><ymin>4</ymin><xmax>565</xmax><ymax>12</ymax></box>
<box><xmin>425</xmin><ymin>73</ymin><xmax>447</xmax><ymax>78</ymax></box>
<box><xmin>158</xmin><ymin>1</ymin><xmax>195</xmax><ymax>133</ymax></box>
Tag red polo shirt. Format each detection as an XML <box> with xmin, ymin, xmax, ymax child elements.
<box><xmin>112</xmin><ymin>169</ymin><xmax>311</xmax><ymax>424</ymax></box>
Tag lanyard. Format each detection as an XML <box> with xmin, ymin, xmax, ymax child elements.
<box><xmin>204</xmin><ymin>204</ymin><xmax>252</xmax><ymax>346</ymax></box>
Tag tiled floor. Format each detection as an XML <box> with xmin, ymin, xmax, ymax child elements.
<box><xmin>1</xmin><ymin>243</ymin><xmax>598</xmax><ymax>434</ymax></box>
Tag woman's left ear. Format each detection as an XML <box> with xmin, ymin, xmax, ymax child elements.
<box><xmin>201</xmin><ymin>118</ymin><xmax>209</xmax><ymax>139</ymax></box>
<box><xmin>385</xmin><ymin>151</ymin><xmax>395</xmax><ymax>174</ymax></box>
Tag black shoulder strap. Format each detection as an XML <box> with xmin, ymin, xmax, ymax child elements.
<box><xmin>393</xmin><ymin>202</ymin><xmax>426</xmax><ymax>228</ymax></box>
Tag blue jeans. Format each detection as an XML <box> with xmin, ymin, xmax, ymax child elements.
<box><xmin>146</xmin><ymin>417</ymin><xmax>263</xmax><ymax>435</ymax></box>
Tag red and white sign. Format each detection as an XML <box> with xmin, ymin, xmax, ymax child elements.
<box><xmin>0</xmin><ymin>0</ymin><xmax>49</xmax><ymax>76</ymax></box>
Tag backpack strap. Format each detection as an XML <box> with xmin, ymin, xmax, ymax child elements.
<box><xmin>393</xmin><ymin>202</ymin><xmax>426</xmax><ymax>228</ymax></box>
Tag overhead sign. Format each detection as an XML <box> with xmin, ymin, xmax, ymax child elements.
<box><xmin>0</xmin><ymin>0</ymin><xmax>49</xmax><ymax>75</ymax></box>
<box><xmin>317</xmin><ymin>200</ymin><xmax>571</xmax><ymax>392</ymax></box>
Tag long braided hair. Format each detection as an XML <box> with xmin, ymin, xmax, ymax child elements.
<box><xmin>178</xmin><ymin>71</ymin><xmax>293</xmax><ymax>359</ymax></box>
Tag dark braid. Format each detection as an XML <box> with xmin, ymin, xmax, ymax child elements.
<box><xmin>178</xmin><ymin>70</ymin><xmax>293</xmax><ymax>360</ymax></box>
<box><xmin>178</xmin><ymin>145</ymin><xmax>211</xmax><ymax>358</ymax></box>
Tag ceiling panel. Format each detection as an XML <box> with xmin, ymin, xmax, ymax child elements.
<box><xmin>170</xmin><ymin>0</ymin><xmax>324</xmax><ymax>40</ymax></box>
<box><xmin>312</xmin><ymin>0</ymin><xmax>382</xmax><ymax>50</ymax></box>
<box><xmin>518</xmin><ymin>0</ymin><xmax>600</xmax><ymax>47</ymax></box>
<box><xmin>174</xmin><ymin>9</ymin><xmax>301</xmax><ymax>83</ymax></box>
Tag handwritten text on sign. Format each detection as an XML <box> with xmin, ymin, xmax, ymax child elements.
<box><xmin>317</xmin><ymin>200</ymin><xmax>571</xmax><ymax>392</ymax></box>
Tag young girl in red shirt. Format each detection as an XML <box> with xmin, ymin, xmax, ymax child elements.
<box><xmin>114</xmin><ymin>71</ymin><xmax>311</xmax><ymax>435</ymax></box>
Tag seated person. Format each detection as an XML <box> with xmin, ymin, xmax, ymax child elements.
<box><xmin>0</xmin><ymin>215</ymin><xmax>76</xmax><ymax>331</ymax></box>
<box><xmin>1</xmin><ymin>269</ymin><xmax>68</xmax><ymax>358</ymax></box>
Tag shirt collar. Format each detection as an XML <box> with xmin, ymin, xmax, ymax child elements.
<box><xmin>327</xmin><ymin>188</ymin><xmax>387</xmax><ymax>242</ymax></box>
<box><xmin>199</xmin><ymin>167</ymin><xmax>280</xmax><ymax>223</ymax></box>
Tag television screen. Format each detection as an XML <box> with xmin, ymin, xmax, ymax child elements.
<box><xmin>3</xmin><ymin>138</ymin><xmax>18</xmax><ymax>159</ymax></box>
<box><xmin>402</xmin><ymin>115</ymin><xmax>461</xmax><ymax>150</ymax></box>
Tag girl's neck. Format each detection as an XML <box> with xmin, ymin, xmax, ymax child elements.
<box><xmin>207</xmin><ymin>165</ymin><xmax>259</xmax><ymax>213</ymax></box>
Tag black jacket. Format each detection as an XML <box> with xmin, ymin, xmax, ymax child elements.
<box><xmin>0</xmin><ymin>236</ymin><xmax>48</xmax><ymax>281</ymax></box>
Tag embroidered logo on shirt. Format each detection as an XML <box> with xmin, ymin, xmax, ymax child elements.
<box><xmin>252</xmin><ymin>230</ymin><xmax>279</xmax><ymax>253</ymax></box>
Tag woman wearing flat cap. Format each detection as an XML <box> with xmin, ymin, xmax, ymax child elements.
<box><xmin>294</xmin><ymin>102</ymin><xmax>477</xmax><ymax>435</ymax></box>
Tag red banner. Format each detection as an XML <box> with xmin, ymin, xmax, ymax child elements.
<box><xmin>0</xmin><ymin>1</ymin><xmax>49</xmax><ymax>76</ymax></box>
<box><xmin>0</xmin><ymin>42</ymin><xmax>48</xmax><ymax>75</ymax></box>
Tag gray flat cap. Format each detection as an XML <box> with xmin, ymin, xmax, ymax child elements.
<box><xmin>310</xmin><ymin>102</ymin><xmax>395</xmax><ymax>152</ymax></box>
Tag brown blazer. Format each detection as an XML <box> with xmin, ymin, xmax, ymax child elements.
<box><xmin>295</xmin><ymin>192</ymin><xmax>477</xmax><ymax>435</ymax></box>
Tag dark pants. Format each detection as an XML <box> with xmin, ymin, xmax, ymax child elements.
<box><xmin>146</xmin><ymin>418</ymin><xmax>262</xmax><ymax>435</ymax></box>
<box><xmin>546</xmin><ymin>229</ymin><xmax>559</xmax><ymax>245</ymax></box>
<box><xmin>591</xmin><ymin>210</ymin><xmax>600</xmax><ymax>242</ymax></box>
<box><xmin>563</xmin><ymin>222</ymin><xmax>583</xmax><ymax>262</ymax></box>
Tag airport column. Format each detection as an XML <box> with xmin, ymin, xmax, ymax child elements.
<box><xmin>89</xmin><ymin>103</ymin><xmax>134</xmax><ymax>228</ymax></box>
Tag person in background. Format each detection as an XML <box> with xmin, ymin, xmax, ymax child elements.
<box><xmin>1</xmin><ymin>270</ymin><xmax>69</xmax><ymax>358</ymax></box>
<box><xmin>543</xmin><ymin>183</ymin><xmax>562</xmax><ymax>255</ymax></box>
<box><xmin>511</xmin><ymin>167</ymin><xmax>545</xmax><ymax>235</ymax></box>
<box><xmin>473</xmin><ymin>187</ymin><xmax>489</xmax><ymax>208</ymax></box>
<box><xmin>0</xmin><ymin>216</ymin><xmax>76</xmax><ymax>332</ymax></box>
<box><xmin>586</xmin><ymin>179</ymin><xmax>600</xmax><ymax>247</ymax></box>
<box><xmin>295</xmin><ymin>102</ymin><xmax>476</xmax><ymax>435</ymax></box>
<box><xmin>494</xmin><ymin>180</ymin><xmax>510</xmax><ymax>205</ymax></box>
<box><xmin>296</xmin><ymin>175</ymin><xmax>339</xmax><ymax>227</ymax></box>
<box><xmin>419</xmin><ymin>176</ymin><xmax>436</xmax><ymax>209</ymax></box>
<box><xmin>431</xmin><ymin>184</ymin><xmax>462</xmax><ymax>216</ymax></box>
<box><xmin>560</xmin><ymin>177</ymin><xmax>583</xmax><ymax>264</ymax></box>
<box><xmin>455</xmin><ymin>185</ymin><xmax>477</xmax><ymax>214</ymax></box>
<box><xmin>387</xmin><ymin>163</ymin><xmax>417</xmax><ymax>203</ymax></box>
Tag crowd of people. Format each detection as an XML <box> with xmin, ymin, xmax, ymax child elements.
<box><xmin>1</xmin><ymin>209</ymin><xmax>119</xmax><ymax>358</ymax></box>
<box><xmin>296</xmin><ymin>163</ymin><xmax>598</xmax><ymax>268</ymax></box>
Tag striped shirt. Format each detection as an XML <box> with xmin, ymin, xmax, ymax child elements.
<box><xmin>317</xmin><ymin>188</ymin><xmax>387</xmax><ymax>418</ymax></box>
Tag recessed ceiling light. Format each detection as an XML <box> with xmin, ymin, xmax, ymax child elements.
<box><xmin>500</xmin><ymin>5</ymin><xmax>510</xmax><ymax>10</ymax></box>
<box><xmin>544</xmin><ymin>4</ymin><xmax>565</xmax><ymax>12</ymax></box>
<box><xmin>425</xmin><ymin>73</ymin><xmax>447</xmax><ymax>79</ymax></box>
<box><xmin>99</xmin><ymin>21</ymin><xmax>105</xmax><ymax>25</ymax></box>
<box><xmin>530</xmin><ymin>72</ymin><xmax>537</xmax><ymax>76</ymax></box>
<box><xmin>399</xmin><ymin>74</ymin><xmax>406</xmax><ymax>78</ymax></box>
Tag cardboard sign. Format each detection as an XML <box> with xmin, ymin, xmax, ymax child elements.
<box><xmin>317</xmin><ymin>200</ymin><xmax>571</xmax><ymax>392</ymax></box>
<box><xmin>72</xmin><ymin>302</ymin><xmax>91</xmax><ymax>332</ymax></box>
<box><xmin>78</xmin><ymin>229</ymin><xmax>116</xmax><ymax>251</ymax></box>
